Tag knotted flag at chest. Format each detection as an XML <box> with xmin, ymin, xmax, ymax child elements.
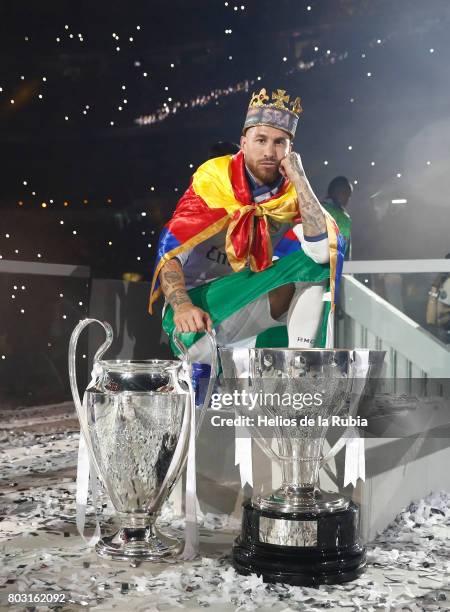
<box><xmin>149</xmin><ymin>150</ymin><xmax>343</xmax><ymax>313</ymax></box>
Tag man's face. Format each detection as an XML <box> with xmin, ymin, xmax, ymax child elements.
<box><xmin>240</xmin><ymin>126</ymin><xmax>292</xmax><ymax>184</ymax></box>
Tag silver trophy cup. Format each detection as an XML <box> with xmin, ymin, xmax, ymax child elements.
<box><xmin>69</xmin><ymin>318</ymin><xmax>216</xmax><ymax>561</ymax></box>
<box><xmin>219</xmin><ymin>347</ymin><xmax>384</xmax><ymax>585</ymax></box>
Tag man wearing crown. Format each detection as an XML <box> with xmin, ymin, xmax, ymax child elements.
<box><xmin>149</xmin><ymin>88</ymin><xmax>348</xmax><ymax>360</ymax></box>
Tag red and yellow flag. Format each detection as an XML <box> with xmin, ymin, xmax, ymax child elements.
<box><xmin>149</xmin><ymin>151</ymin><xmax>299</xmax><ymax>312</ymax></box>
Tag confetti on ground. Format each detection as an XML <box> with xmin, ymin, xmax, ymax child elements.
<box><xmin>1</xmin><ymin>422</ymin><xmax>449</xmax><ymax>611</ymax></box>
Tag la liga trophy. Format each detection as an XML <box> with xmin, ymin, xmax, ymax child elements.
<box><xmin>219</xmin><ymin>348</ymin><xmax>384</xmax><ymax>586</ymax></box>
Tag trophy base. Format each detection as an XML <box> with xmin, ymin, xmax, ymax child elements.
<box><xmin>95</xmin><ymin>524</ymin><xmax>182</xmax><ymax>562</ymax></box>
<box><xmin>233</xmin><ymin>500</ymin><xmax>365</xmax><ymax>586</ymax></box>
<box><xmin>256</xmin><ymin>487</ymin><xmax>349</xmax><ymax>514</ymax></box>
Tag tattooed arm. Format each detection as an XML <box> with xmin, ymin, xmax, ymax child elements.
<box><xmin>160</xmin><ymin>258</ymin><xmax>191</xmax><ymax>308</ymax></box>
<box><xmin>160</xmin><ymin>258</ymin><xmax>212</xmax><ymax>333</ymax></box>
<box><xmin>279</xmin><ymin>152</ymin><xmax>326</xmax><ymax>237</ymax></box>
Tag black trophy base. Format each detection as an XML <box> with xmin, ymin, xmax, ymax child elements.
<box><xmin>233</xmin><ymin>501</ymin><xmax>365</xmax><ymax>587</ymax></box>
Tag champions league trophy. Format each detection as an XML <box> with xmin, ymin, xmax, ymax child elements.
<box><xmin>219</xmin><ymin>348</ymin><xmax>384</xmax><ymax>586</ymax></box>
<box><xmin>69</xmin><ymin>318</ymin><xmax>216</xmax><ymax>561</ymax></box>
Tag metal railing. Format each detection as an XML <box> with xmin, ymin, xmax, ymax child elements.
<box><xmin>337</xmin><ymin>259</ymin><xmax>450</xmax><ymax>379</ymax></box>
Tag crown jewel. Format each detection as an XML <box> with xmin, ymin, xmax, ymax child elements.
<box><xmin>249</xmin><ymin>88</ymin><xmax>303</xmax><ymax>116</ymax></box>
<box><xmin>244</xmin><ymin>87</ymin><xmax>303</xmax><ymax>138</ymax></box>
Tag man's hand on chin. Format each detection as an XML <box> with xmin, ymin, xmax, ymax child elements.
<box><xmin>280</xmin><ymin>151</ymin><xmax>327</xmax><ymax>236</ymax></box>
<box><xmin>279</xmin><ymin>152</ymin><xmax>306</xmax><ymax>183</ymax></box>
<box><xmin>173</xmin><ymin>303</ymin><xmax>213</xmax><ymax>333</ymax></box>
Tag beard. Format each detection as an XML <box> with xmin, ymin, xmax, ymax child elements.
<box><xmin>246</xmin><ymin>158</ymin><xmax>281</xmax><ymax>185</ymax></box>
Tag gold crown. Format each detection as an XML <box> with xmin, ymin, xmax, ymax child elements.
<box><xmin>249</xmin><ymin>88</ymin><xmax>303</xmax><ymax>116</ymax></box>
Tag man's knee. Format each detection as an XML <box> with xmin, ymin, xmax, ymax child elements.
<box><xmin>268</xmin><ymin>283</ymin><xmax>295</xmax><ymax>319</ymax></box>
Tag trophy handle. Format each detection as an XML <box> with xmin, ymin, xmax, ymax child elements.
<box><xmin>68</xmin><ymin>318</ymin><xmax>113</xmax><ymax>460</ymax></box>
<box><xmin>172</xmin><ymin>330</ymin><xmax>218</xmax><ymax>435</ymax></box>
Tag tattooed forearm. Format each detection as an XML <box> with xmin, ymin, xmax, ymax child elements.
<box><xmin>287</xmin><ymin>153</ymin><xmax>326</xmax><ymax>236</ymax></box>
<box><xmin>163</xmin><ymin>270</ymin><xmax>183</xmax><ymax>283</ymax></box>
<box><xmin>160</xmin><ymin>259</ymin><xmax>192</xmax><ymax>310</ymax></box>
<box><xmin>298</xmin><ymin>191</ymin><xmax>327</xmax><ymax>235</ymax></box>
<box><xmin>166</xmin><ymin>289</ymin><xmax>191</xmax><ymax>307</ymax></box>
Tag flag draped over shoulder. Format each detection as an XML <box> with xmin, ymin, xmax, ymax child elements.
<box><xmin>149</xmin><ymin>151</ymin><xmax>299</xmax><ymax>312</ymax></box>
<box><xmin>149</xmin><ymin>150</ymin><xmax>344</xmax><ymax>314</ymax></box>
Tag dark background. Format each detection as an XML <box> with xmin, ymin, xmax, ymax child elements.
<box><xmin>1</xmin><ymin>0</ymin><xmax>449</xmax><ymax>406</ymax></box>
<box><xmin>1</xmin><ymin>0</ymin><xmax>449</xmax><ymax>279</ymax></box>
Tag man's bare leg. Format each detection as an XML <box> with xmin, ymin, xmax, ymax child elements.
<box><xmin>268</xmin><ymin>283</ymin><xmax>295</xmax><ymax>320</ymax></box>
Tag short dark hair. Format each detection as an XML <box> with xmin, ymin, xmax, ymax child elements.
<box><xmin>327</xmin><ymin>176</ymin><xmax>352</xmax><ymax>198</ymax></box>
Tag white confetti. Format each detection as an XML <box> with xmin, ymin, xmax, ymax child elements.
<box><xmin>1</xmin><ymin>417</ymin><xmax>449</xmax><ymax>610</ymax></box>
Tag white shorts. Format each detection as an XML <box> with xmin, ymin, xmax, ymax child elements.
<box><xmin>188</xmin><ymin>293</ymin><xmax>284</xmax><ymax>364</ymax></box>
<box><xmin>179</xmin><ymin>281</ymin><xmax>328</xmax><ymax>364</ymax></box>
